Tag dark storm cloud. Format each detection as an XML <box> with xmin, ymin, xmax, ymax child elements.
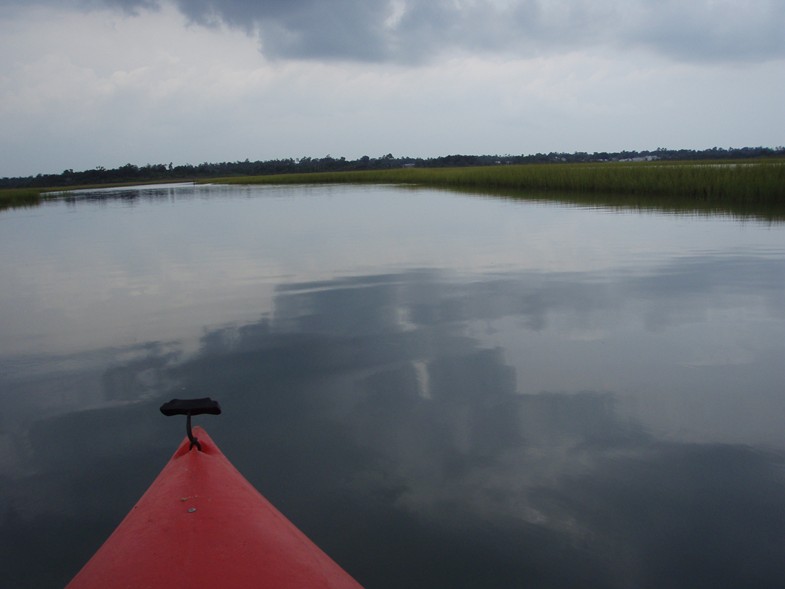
<box><xmin>0</xmin><ymin>0</ymin><xmax>156</xmax><ymax>14</ymax></box>
<box><xmin>172</xmin><ymin>0</ymin><xmax>394</xmax><ymax>61</ymax></box>
<box><xmin>166</xmin><ymin>0</ymin><xmax>785</xmax><ymax>63</ymax></box>
<box><xmin>629</xmin><ymin>0</ymin><xmax>785</xmax><ymax>62</ymax></box>
<box><xmin>4</xmin><ymin>0</ymin><xmax>783</xmax><ymax>63</ymax></box>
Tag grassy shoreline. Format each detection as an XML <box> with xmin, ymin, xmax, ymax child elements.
<box><xmin>0</xmin><ymin>187</ymin><xmax>45</xmax><ymax>210</ymax></box>
<box><xmin>0</xmin><ymin>179</ymin><xmax>194</xmax><ymax>211</ymax></box>
<box><xmin>3</xmin><ymin>160</ymin><xmax>784</xmax><ymax>219</ymax></box>
<box><xmin>212</xmin><ymin>159</ymin><xmax>784</xmax><ymax>198</ymax></box>
<box><xmin>209</xmin><ymin>159</ymin><xmax>785</xmax><ymax>221</ymax></box>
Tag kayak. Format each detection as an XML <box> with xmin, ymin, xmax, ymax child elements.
<box><xmin>65</xmin><ymin>422</ymin><xmax>364</xmax><ymax>588</ymax></box>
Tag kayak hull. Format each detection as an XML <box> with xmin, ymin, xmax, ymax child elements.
<box><xmin>66</xmin><ymin>427</ymin><xmax>363</xmax><ymax>589</ymax></box>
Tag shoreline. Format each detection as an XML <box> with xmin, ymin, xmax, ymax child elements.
<box><xmin>3</xmin><ymin>160</ymin><xmax>783</xmax><ymax>221</ymax></box>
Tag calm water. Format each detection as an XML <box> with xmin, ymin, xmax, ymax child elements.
<box><xmin>1</xmin><ymin>183</ymin><xmax>784</xmax><ymax>588</ymax></box>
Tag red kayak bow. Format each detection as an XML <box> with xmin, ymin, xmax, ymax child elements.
<box><xmin>66</xmin><ymin>403</ymin><xmax>363</xmax><ymax>588</ymax></box>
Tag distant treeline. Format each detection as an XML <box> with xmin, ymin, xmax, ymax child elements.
<box><xmin>2</xmin><ymin>146</ymin><xmax>783</xmax><ymax>189</ymax></box>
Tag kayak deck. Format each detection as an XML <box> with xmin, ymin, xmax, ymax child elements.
<box><xmin>66</xmin><ymin>427</ymin><xmax>363</xmax><ymax>588</ymax></box>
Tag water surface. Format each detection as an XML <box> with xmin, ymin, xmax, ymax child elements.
<box><xmin>1</xmin><ymin>184</ymin><xmax>784</xmax><ymax>588</ymax></box>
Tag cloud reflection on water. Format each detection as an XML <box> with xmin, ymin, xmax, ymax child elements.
<box><xmin>170</xmin><ymin>267</ymin><xmax>785</xmax><ymax>588</ymax></box>
<box><xmin>3</xmin><ymin>260</ymin><xmax>784</xmax><ymax>588</ymax></box>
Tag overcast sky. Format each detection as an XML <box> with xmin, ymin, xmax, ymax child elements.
<box><xmin>1</xmin><ymin>0</ymin><xmax>783</xmax><ymax>177</ymax></box>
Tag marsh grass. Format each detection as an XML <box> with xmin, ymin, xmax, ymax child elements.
<box><xmin>212</xmin><ymin>159</ymin><xmax>785</xmax><ymax>220</ymax></box>
<box><xmin>0</xmin><ymin>188</ymin><xmax>44</xmax><ymax>210</ymax></box>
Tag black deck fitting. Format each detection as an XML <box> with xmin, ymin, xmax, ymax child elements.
<box><xmin>160</xmin><ymin>397</ymin><xmax>222</xmax><ymax>451</ymax></box>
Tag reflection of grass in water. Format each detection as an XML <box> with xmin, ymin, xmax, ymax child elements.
<box><xmin>0</xmin><ymin>181</ymin><xmax>186</xmax><ymax>211</ymax></box>
<box><xmin>454</xmin><ymin>186</ymin><xmax>785</xmax><ymax>223</ymax></box>
<box><xmin>213</xmin><ymin>160</ymin><xmax>785</xmax><ymax>222</ymax></box>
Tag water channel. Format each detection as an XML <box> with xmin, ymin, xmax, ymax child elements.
<box><xmin>1</xmin><ymin>183</ymin><xmax>784</xmax><ymax>588</ymax></box>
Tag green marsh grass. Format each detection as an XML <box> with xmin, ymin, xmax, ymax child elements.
<box><xmin>0</xmin><ymin>188</ymin><xmax>44</xmax><ymax>211</ymax></box>
<box><xmin>212</xmin><ymin>160</ymin><xmax>785</xmax><ymax>221</ymax></box>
